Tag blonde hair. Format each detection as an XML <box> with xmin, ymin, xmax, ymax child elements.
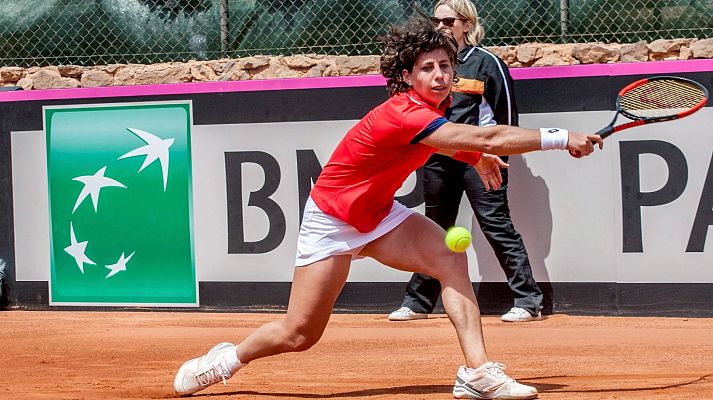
<box><xmin>434</xmin><ymin>0</ymin><xmax>485</xmax><ymax>46</ymax></box>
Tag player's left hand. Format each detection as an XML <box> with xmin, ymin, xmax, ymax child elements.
<box><xmin>475</xmin><ymin>153</ymin><xmax>508</xmax><ymax>191</ymax></box>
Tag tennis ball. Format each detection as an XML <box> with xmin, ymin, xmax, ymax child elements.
<box><xmin>445</xmin><ymin>226</ymin><xmax>471</xmax><ymax>252</ymax></box>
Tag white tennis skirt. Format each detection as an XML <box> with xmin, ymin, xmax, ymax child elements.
<box><xmin>295</xmin><ymin>196</ymin><xmax>416</xmax><ymax>267</ymax></box>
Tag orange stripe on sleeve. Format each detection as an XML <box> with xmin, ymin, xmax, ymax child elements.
<box><xmin>452</xmin><ymin>78</ymin><xmax>484</xmax><ymax>95</ymax></box>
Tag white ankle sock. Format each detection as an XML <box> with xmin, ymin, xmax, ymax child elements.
<box><xmin>223</xmin><ymin>345</ymin><xmax>243</xmax><ymax>373</ymax></box>
<box><xmin>467</xmin><ymin>362</ymin><xmax>492</xmax><ymax>374</ymax></box>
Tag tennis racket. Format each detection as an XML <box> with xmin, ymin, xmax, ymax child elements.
<box><xmin>596</xmin><ymin>76</ymin><xmax>709</xmax><ymax>139</ymax></box>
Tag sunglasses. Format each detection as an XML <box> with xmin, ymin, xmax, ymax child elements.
<box><xmin>430</xmin><ymin>16</ymin><xmax>466</xmax><ymax>27</ymax></box>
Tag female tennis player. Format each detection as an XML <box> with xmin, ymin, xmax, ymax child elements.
<box><xmin>173</xmin><ymin>16</ymin><xmax>602</xmax><ymax>400</ymax></box>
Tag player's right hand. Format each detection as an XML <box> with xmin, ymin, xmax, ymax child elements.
<box><xmin>567</xmin><ymin>132</ymin><xmax>604</xmax><ymax>158</ymax></box>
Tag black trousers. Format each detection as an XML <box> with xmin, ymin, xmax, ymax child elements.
<box><xmin>400</xmin><ymin>154</ymin><xmax>543</xmax><ymax>316</ymax></box>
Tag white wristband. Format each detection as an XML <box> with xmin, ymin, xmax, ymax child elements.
<box><xmin>540</xmin><ymin>128</ymin><xmax>569</xmax><ymax>150</ymax></box>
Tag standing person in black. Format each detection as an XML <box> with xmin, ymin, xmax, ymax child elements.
<box><xmin>389</xmin><ymin>0</ymin><xmax>544</xmax><ymax>323</ymax></box>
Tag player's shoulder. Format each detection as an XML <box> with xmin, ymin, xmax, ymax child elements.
<box><xmin>390</xmin><ymin>92</ymin><xmax>436</xmax><ymax>112</ymax></box>
<box><xmin>395</xmin><ymin>92</ymin><xmax>445</xmax><ymax>126</ymax></box>
<box><xmin>379</xmin><ymin>92</ymin><xmax>415</xmax><ymax>117</ymax></box>
<box><xmin>369</xmin><ymin>93</ymin><xmax>422</xmax><ymax>126</ymax></box>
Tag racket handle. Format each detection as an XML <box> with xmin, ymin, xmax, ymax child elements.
<box><xmin>595</xmin><ymin>125</ymin><xmax>615</xmax><ymax>139</ymax></box>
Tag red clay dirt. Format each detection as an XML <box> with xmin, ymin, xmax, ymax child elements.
<box><xmin>2</xmin><ymin>311</ymin><xmax>712</xmax><ymax>399</ymax></box>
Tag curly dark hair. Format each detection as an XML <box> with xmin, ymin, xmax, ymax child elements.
<box><xmin>380</xmin><ymin>16</ymin><xmax>458</xmax><ymax>97</ymax></box>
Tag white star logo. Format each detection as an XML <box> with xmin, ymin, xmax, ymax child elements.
<box><xmin>63</xmin><ymin>223</ymin><xmax>96</xmax><ymax>273</ymax></box>
<box><xmin>119</xmin><ymin>128</ymin><xmax>174</xmax><ymax>191</ymax></box>
<box><xmin>72</xmin><ymin>166</ymin><xmax>126</xmax><ymax>213</ymax></box>
<box><xmin>104</xmin><ymin>251</ymin><xmax>135</xmax><ymax>279</ymax></box>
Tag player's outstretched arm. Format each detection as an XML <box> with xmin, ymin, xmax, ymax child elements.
<box><xmin>422</xmin><ymin>122</ymin><xmax>603</xmax><ymax>156</ymax></box>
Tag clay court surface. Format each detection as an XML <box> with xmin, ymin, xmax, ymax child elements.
<box><xmin>2</xmin><ymin>311</ymin><xmax>712</xmax><ymax>400</ymax></box>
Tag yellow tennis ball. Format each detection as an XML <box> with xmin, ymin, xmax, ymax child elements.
<box><xmin>445</xmin><ymin>226</ymin><xmax>471</xmax><ymax>252</ymax></box>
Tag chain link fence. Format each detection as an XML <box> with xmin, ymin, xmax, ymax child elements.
<box><xmin>1</xmin><ymin>0</ymin><xmax>711</xmax><ymax>68</ymax></box>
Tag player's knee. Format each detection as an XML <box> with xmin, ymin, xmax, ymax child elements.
<box><xmin>427</xmin><ymin>251</ymin><xmax>468</xmax><ymax>281</ymax></box>
<box><xmin>282</xmin><ymin>324</ymin><xmax>322</xmax><ymax>352</ymax></box>
<box><xmin>287</xmin><ymin>332</ymin><xmax>320</xmax><ymax>352</ymax></box>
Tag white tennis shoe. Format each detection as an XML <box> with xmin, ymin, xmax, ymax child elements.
<box><xmin>453</xmin><ymin>362</ymin><xmax>538</xmax><ymax>399</ymax></box>
<box><xmin>388</xmin><ymin>306</ymin><xmax>428</xmax><ymax>321</ymax></box>
<box><xmin>500</xmin><ymin>307</ymin><xmax>542</xmax><ymax>323</ymax></box>
<box><xmin>173</xmin><ymin>342</ymin><xmax>239</xmax><ymax>396</ymax></box>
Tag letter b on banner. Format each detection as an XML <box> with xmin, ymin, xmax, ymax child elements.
<box><xmin>225</xmin><ymin>151</ymin><xmax>286</xmax><ymax>254</ymax></box>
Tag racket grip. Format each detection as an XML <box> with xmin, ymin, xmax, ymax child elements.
<box><xmin>595</xmin><ymin>125</ymin><xmax>615</xmax><ymax>139</ymax></box>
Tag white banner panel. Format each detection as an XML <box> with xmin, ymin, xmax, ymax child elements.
<box><xmin>12</xmin><ymin>108</ymin><xmax>713</xmax><ymax>284</ymax></box>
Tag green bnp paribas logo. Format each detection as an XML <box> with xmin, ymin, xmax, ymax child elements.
<box><xmin>45</xmin><ymin>102</ymin><xmax>197</xmax><ymax>306</ymax></box>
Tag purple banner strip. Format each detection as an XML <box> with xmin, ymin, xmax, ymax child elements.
<box><xmin>2</xmin><ymin>59</ymin><xmax>712</xmax><ymax>103</ymax></box>
<box><xmin>0</xmin><ymin>75</ymin><xmax>387</xmax><ymax>103</ymax></box>
<box><xmin>510</xmin><ymin>59</ymin><xmax>713</xmax><ymax>80</ymax></box>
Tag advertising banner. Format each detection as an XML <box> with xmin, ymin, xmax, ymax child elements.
<box><xmin>3</xmin><ymin>61</ymin><xmax>713</xmax><ymax>314</ymax></box>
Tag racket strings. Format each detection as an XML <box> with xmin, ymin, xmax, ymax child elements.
<box><xmin>620</xmin><ymin>79</ymin><xmax>706</xmax><ymax>118</ymax></box>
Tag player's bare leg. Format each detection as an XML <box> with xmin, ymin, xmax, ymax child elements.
<box><xmin>360</xmin><ymin>213</ymin><xmax>537</xmax><ymax>399</ymax></box>
<box><xmin>237</xmin><ymin>255</ymin><xmax>351</xmax><ymax>362</ymax></box>
<box><xmin>359</xmin><ymin>213</ymin><xmax>488</xmax><ymax>366</ymax></box>
<box><xmin>174</xmin><ymin>255</ymin><xmax>351</xmax><ymax>395</ymax></box>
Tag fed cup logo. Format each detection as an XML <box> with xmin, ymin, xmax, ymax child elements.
<box><xmin>45</xmin><ymin>102</ymin><xmax>197</xmax><ymax>306</ymax></box>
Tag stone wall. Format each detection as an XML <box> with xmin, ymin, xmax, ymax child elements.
<box><xmin>2</xmin><ymin>38</ymin><xmax>713</xmax><ymax>90</ymax></box>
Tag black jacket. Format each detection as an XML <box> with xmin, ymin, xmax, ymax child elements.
<box><xmin>449</xmin><ymin>45</ymin><xmax>519</xmax><ymax>128</ymax></box>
